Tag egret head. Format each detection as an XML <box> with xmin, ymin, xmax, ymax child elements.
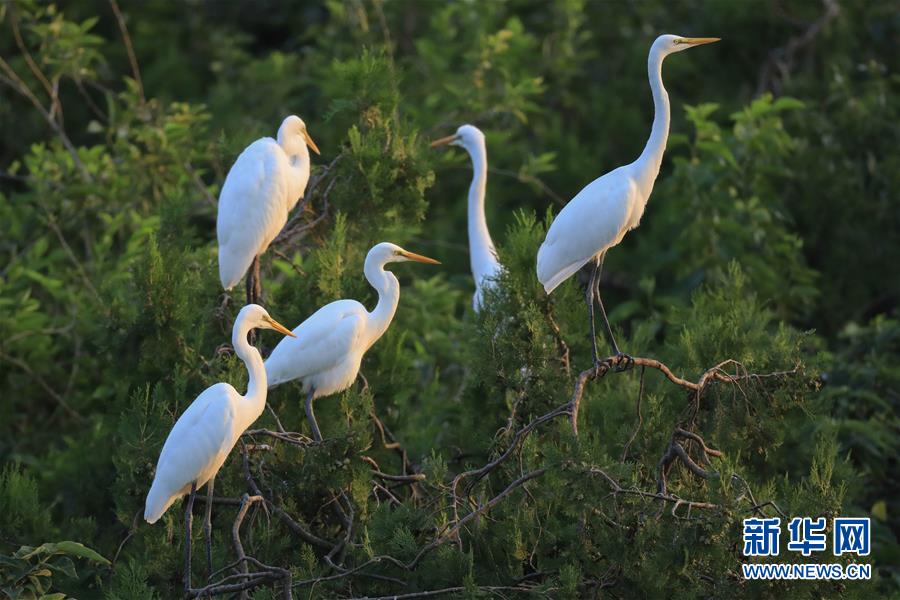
<box><xmin>237</xmin><ymin>304</ymin><xmax>296</xmax><ymax>337</ymax></box>
<box><xmin>430</xmin><ymin>124</ymin><xmax>485</xmax><ymax>152</ymax></box>
<box><xmin>653</xmin><ymin>34</ymin><xmax>720</xmax><ymax>57</ymax></box>
<box><xmin>367</xmin><ymin>242</ymin><xmax>441</xmax><ymax>268</ymax></box>
<box><xmin>277</xmin><ymin>115</ymin><xmax>320</xmax><ymax>156</ymax></box>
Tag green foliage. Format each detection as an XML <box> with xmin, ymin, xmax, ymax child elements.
<box><xmin>0</xmin><ymin>1</ymin><xmax>896</xmax><ymax>598</ymax></box>
<box><xmin>0</xmin><ymin>541</ymin><xmax>108</xmax><ymax>600</ymax></box>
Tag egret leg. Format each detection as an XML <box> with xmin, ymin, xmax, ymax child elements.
<box><xmin>203</xmin><ymin>477</ymin><xmax>214</xmax><ymax>577</ymax></box>
<box><xmin>184</xmin><ymin>482</ymin><xmax>197</xmax><ymax>594</ymax></box>
<box><xmin>305</xmin><ymin>389</ymin><xmax>322</xmax><ymax>442</ymax></box>
<box><xmin>592</xmin><ymin>255</ymin><xmax>633</xmax><ymax>371</ymax></box>
<box><xmin>245</xmin><ymin>255</ymin><xmax>261</xmax><ymax>346</ymax></box>
<box><xmin>252</xmin><ymin>255</ymin><xmax>262</xmax><ymax>305</ymax></box>
<box><xmin>585</xmin><ymin>256</ymin><xmax>601</xmax><ymax>365</ymax></box>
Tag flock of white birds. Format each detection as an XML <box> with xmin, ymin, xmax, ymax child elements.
<box><xmin>143</xmin><ymin>33</ymin><xmax>719</xmax><ymax>564</ymax></box>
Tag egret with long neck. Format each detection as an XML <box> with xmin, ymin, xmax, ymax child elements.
<box><xmin>431</xmin><ymin>125</ymin><xmax>502</xmax><ymax>311</ymax></box>
<box><xmin>144</xmin><ymin>304</ymin><xmax>295</xmax><ymax>589</ymax></box>
<box><xmin>264</xmin><ymin>242</ymin><xmax>440</xmax><ymax>441</ymax></box>
<box><xmin>537</xmin><ymin>34</ymin><xmax>719</xmax><ymax>366</ymax></box>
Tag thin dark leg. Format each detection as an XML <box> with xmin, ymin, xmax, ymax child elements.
<box><xmin>203</xmin><ymin>477</ymin><xmax>214</xmax><ymax>577</ymax></box>
<box><xmin>184</xmin><ymin>482</ymin><xmax>197</xmax><ymax>594</ymax></box>
<box><xmin>252</xmin><ymin>255</ymin><xmax>261</xmax><ymax>305</ymax></box>
<box><xmin>245</xmin><ymin>255</ymin><xmax>261</xmax><ymax>345</ymax></box>
<box><xmin>592</xmin><ymin>255</ymin><xmax>633</xmax><ymax>370</ymax></box>
<box><xmin>592</xmin><ymin>253</ymin><xmax>620</xmax><ymax>355</ymax></box>
<box><xmin>586</xmin><ymin>257</ymin><xmax>601</xmax><ymax>365</ymax></box>
<box><xmin>305</xmin><ymin>389</ymin><xmax>322</xmax><ymax>442</ymax></box>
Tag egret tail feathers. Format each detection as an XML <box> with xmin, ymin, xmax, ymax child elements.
<box><xmin>144</xmin><ymin>482</ymin><xmax>179</xmax><ymax>524</ymax></box>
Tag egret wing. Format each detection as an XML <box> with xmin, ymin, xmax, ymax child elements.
<box><xmin>264</xmin><ymin>300</ymin><xmax>367</xmax><ymax>387</ymax></box>
<box><xmin>217</xmin><ymin>138</ymin><xmax>290</xmax><ymax>289</ymax></box>
<box><xmin>536</xmin><ymin>169</ymin><xmax>637</xmax><ymax>294</ymax></box>
<box><xmin>144</xmin><ymin>384</ymin><xmax>238</xmax><ymax>522</ymax></box>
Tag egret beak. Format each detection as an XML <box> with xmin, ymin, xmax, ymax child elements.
<box><xmin>430</xmin><ymin>134</ymin><xmax>459</xmax><ymax>148</ymax></box>
<box><xmin>303</xmin><ymin>131</ymin><xmax>321</xmax><ymax>155</ymax></box>
<box><xmin>264</xmin><ymin>316</ymin><xmax>297</xmax><ymax>337</ymax></box>
<box><xmin>400</xmin><ymin>250</ymin><xmax>441</xmax><ymax>265</ymax></box>
<box><xmin>680</xmin><ymin>37</ymin><xmax>721</xmax><ymax>46</ymax></box>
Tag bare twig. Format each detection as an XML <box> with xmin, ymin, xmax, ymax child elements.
<box><xmin>756</xmin><ymin>0</ymin><xmax>841</xmax><ymax>95</ymax></box>
<box><xmin>569</xmin><ymin>353</ymin><xmax>801</xmax><ymax>435</ymax></box>
<box><xmin>620</xmin><ymin>366</ymin><xmax>645</xmax><ymax>462</ymax></box>
<box><xmin>0</xmin><ymin>350</ymin><xmax>82</xmax><ymax>420</ymax></box>
<box><xmin>0</xmin><ymin>57</ymin><xmax>91</xmax><ymax>181</ymax></box>
<box><xmin>108</xmin><ymin>0</ymin><xmax>145</xmax><ymax>104</ymax></box>
<box><xmin>240</xmin><ymin>446</ymin><xmax>333</xmax><ymax>550</ymax></box>
<box><xmin>411</xmin><ymin>468</ymin><xmax>547</xmax><ymax>569</ymax></box>
<box><xmin>589</xmin><ymin>466</ymin><xmax>719</xmax><ymax>519</ymax></box>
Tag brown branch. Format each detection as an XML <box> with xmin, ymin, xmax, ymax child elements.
<box><xmin>411</xmin><ymin>468</ymin><xmax>547</xmax><ymax>570</ymax></box>
<box><xmin>0</xmin><ymin>57</ymin><xmax>91</xmax><ymax>181</ymax></box>
<box><xmin>486</xmin><ymin>166</ymin><xmax>566</xmax><ymax>207</ymax></box>
<box><xmin>620</xmin><ymin>365</ymin><xmax>645</xmax><ymax>462</ymax></box>
<box><xmin>243</xmin><ymin>428</ymin><xmax>316</xmax><ymax>448</ymax></box>
<box><xmin>240</xmin><ymin>446</ymin><xmax>333</xmax><ymax>550</ymax></box>
<box><xmin>360</xmin><ymin>456</ymin><xmax>426</xmax><ymax>483</ymax></box>
<box><xmin>449</xmin><ymin>404</ymin><xmax>569</xmax><ymax>532</ymax></box>
<box><xmin>756</xmin><ymin>0</ymin><xmax>840</xmax><ymax>95</ymax></box>
<box><xmin>44</xmin><ymin>212</ymin><xmax>104</xmax><ymax>308</ymax></box>
<box><xmin>273</xmin><ymin>155</ymin><xmax>342</xmax><ymax>249</ymax></box>
<box><xmin>588</xmin><ymin>467</ymin><xmax>719</xmax><ymax>519</ymax></box>
<box><xmin>186</xmin><ymin>494</ymin><xmax>292</xmax><ymax>599</ymax></box>
<box><xmin>346</xmin><ymin>585</ymin><xmax>555</xmax><ymax>600</ymax></box>
<box><xmin>542</xmin><ymin>300</ymin><xmax>570</xmax><ymax>374</ymax></box>
<box><xmin>108</xmin><ymin>0</ymin><xmax>145</xmax><ymax>104</ymax></box>
<box><xmin>8</xmin><ymin>6</ymin><xmax>59</xmax><ymax>121</ymax></box>
<box><xmin>0</xmin><ymin>350</ymin><xmax>82</xmax><ymax>420</ymax></box>
<box><xmin>569</xmin><ymin>353</ymin><xmax>801</xmax><ymax>435</ymax></box>
<box><xmin>184</xmin><ymin>161</ymin><xmax>217</xmax><ymax>207</ymax></box>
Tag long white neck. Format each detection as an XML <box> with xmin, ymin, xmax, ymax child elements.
<box><xmin>364</xmin><ymin>257</ymin><xmax>400</xmax><ymax>348</ymax></box>
<box><xmin>278</xmin><ymin>136</ymin><xmax>311</xmax><ymax>208</ymax></box>
<box><xmin>634</xmin><ymin>46</ymin><xmax>670</xmax><ymax>192</ymax></box>
<box><xmin>232</xmin><ymin>317</ymin><xmax>267</xmax><ymax>430</ymax></box>
<box><xmin>464</xmin><ymin>139</ymin><xmax>500</xmax><ymax>285</ymax></box>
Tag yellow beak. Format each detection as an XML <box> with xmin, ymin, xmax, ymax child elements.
<box><xmin>400</xmin><ymin>250</ymin><xmax>441</xmax><ymax>265</ymax></box>
<box><xmin>303</xmin><ymin>131</ymin><xmax>321</xmax><ymax>155</ymax></box>
<box><xmin>681</xmin><ymin>37</ymin><xmax>721</xmax><ymax>46</ymax></box>
<box><xmin>430</xmin><ymin>134</ymin><xmax>459</xmax><ymax>148</ymax></box>
<box><xmin>264</xmin><ymin>316</ymin><xmax>297</xmax><ymax>337</ymax></box>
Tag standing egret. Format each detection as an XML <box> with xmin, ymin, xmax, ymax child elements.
<box><xmin>536</xmin><ymin>35</ymin><xmax>719</xmax><ymax>364</ymax></box>
<box><xmin>217</xmin><ymin>115</ymin><xmax>321</xmax><ymax>307</ymax></box>
<box><xmin>144</xmin><ymin>304</ymin><xmax>295</xmax><ymax>589</ymax></box>
<box><xmin>264</xmin><ymin>243</ymin><xmax>440</xmax><ymax>441</ymax></box>
<box><xmin>431</xmin><ymin>125</ymin><xmax>502</xmax><ymax>311</ymax></box>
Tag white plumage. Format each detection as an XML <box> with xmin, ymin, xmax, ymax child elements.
<box><xmin>537</xmin><ymin>166</ymin><xmax>638</xmax><ymax>294</ymax></box>
<box><xmin>431</xmin><ymin>125</ymin><xmax>502</xmax><ymax>311</ymax></box>
<box><xmin>264</xmin><ymin>242</ymin><xmax>440</xmax><ymax>440</ymax></box>
<box><xmin>537</xmin><ymin>35</ymin><xmax>719</xmax><ymax>360</ymax></box>
<box><xmin>266</xmin><ymin>299</ymin><xmax>368</xmax><ymax>395</ymax></box>
<box><xmin>217</xmin><ymin>115</ymin><xmax>320</xmax><ymax>290</ymax></box>
<box><xmin>144</xmin><ymin>304</ymin><xmax>294</xmax><ymax>524</ymax></box>
<box><xmin>537</xmin><ymin>35</ymin><xmax>719</xmax><ymax>295</ymax></box>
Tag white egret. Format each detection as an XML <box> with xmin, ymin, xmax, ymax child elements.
<box><xmin>264</xmin><ymin>242</ymin><xmax>440</xmax><ymax>441</ymax></box>
<box><xmin>144</xmin><ymin>304</ymin><xmax>294</xmax><ymax>587</ymax></box>
<box><xmin>536</xmin><ymin>35</ymin><xmax>719</xmax><ymax>364</ymax></box>
<box><xmin>217</xmin><ymin>115</ymin><xmax>320</xmax><ymax>306</ymax></box>
<box><xmin>431</xmin><ymin>125</ymin><xmax>502</xmax><ymax>311</ymax></box>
